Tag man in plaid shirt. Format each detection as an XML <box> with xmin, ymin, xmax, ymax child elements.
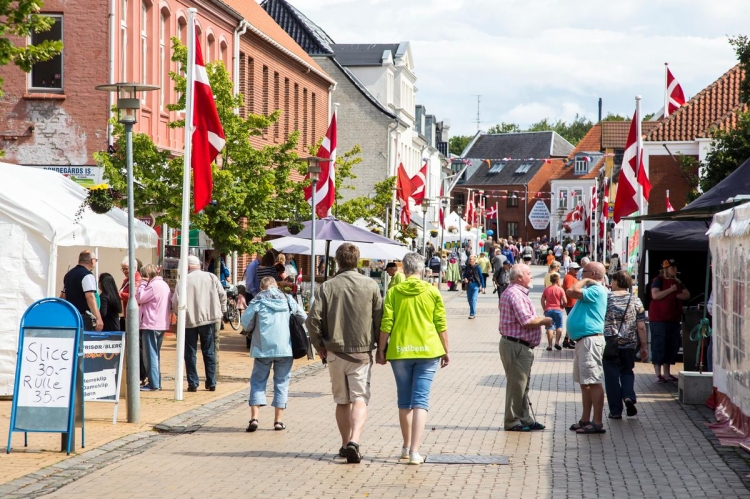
<box><xmin>498</xmin><ymin>264</ymin><xmax>553</xmax><ymax>431</ymax></box>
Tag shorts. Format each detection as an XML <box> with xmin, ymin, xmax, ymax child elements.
<box><xmin>327</xmin><ymin>351</ymin><xmax>373</xmax><ymax>404</ymax></box>
<box><xmin>572</xmin><ymin>335</ymin><xmax>604</xmax><ymax>385</ymax></box>
<box><xmin>650</xmin><ymin>321</ymin><xmax>681</xmax><ymax>365</ymax></box>
<box><xmin>544</xmin><ymin>309</ymin><xmax>564</xmax><ymax>330</ymax></box>
<box><xmin>523</xmin><ymin>256</ymin><xmax>532</xmax><ymax>262</ymax></box>
<box><xmin>391</xmin><ymin>358</ymin><xmax>440</xmax><ymax>410</ymax></box>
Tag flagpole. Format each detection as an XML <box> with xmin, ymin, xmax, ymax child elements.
<box><xmin>635</xmin><ymin>95</ymin><xmax>645</xmax><ymax>273</ymax></box>
<box><xmin>664</xmin><ymin>63</ymin><xmax>669</xmax><ymax>119</ymax></box>
<box><xmin>495</xmin><ymin>201</ymin><xmax>499</xmax><ymax>238</ymax></box>
<box><xmin>174</xmin><ymin>7</ymin><xmax>197</xmax><ymax>401</ymax></box>
<box><xmin>593</xmin><ymin>178</ymin><xmax>599</xmax><ymax>262</ymax></box>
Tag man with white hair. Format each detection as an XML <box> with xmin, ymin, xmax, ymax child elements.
<box><xmin>498</xmin><ymin>263</ymin><xmax>553</xmax><ymax>431</ymax></box>
<box><xmin>172</xmin><ymin>254</ymin><xmax>227</xmax><ymax>392</ymax></box>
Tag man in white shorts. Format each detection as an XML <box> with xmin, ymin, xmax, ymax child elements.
<box><xmin>565</xmin><ymin>261</ymin><xmax>608</xmax><ymax>435</ymax></box>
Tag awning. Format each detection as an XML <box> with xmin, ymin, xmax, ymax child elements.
<box><xmin>624</xmin><ymin>198</ymin><xmax>750</xmax><ymax>223</ymax></box>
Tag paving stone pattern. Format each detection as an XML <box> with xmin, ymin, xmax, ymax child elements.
<box><xmin>24</xmin><ymin>270</ymin><xmax>750</xmax><ymax>498</ymax></box>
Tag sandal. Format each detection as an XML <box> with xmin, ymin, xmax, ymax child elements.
<box><xmin>346</xmin><ymin>441</ymin><xmax>362</xmax><ymax>463</ymax></box>
<box><xmin>274</xmin><ymin>421</ymin><xmax>286</xmax><ymax>431</ymax></box>
<box><xmin>576</xmin><ymin>422</ymin><xmax>606</xmax><ymax>434</ymax></box>
<box><xmin>569</xmin><ymin>420</ymin><xmax>590</xmax><ymax>431</ymax></box>
<box><xmin>246</xmin><ymin>419</ymin><xmax>259</xmax><ymax>433</ymax></box>
<box><xmin>338</xmin><ymin>446</ymin><xmax>347</xmax><ymax>458</ymax></box>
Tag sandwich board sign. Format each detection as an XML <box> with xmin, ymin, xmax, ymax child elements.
<box><xmin>83</xmin><ymin>332</ymin><xmax>125</xmax><ymax>423</ymax></box>
<box><xmin>7</xmin><ymin>298</ymin><xmax>85</xmax><ymax>455</ymax></box>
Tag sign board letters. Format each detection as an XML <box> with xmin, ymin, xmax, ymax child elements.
<box><xmin>528</xmin><ymin>200</ymin><xmax>551</xmax><ymax>230</ymax></box>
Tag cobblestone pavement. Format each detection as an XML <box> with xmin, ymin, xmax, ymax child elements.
<box><xmin>12</xmin><ymin>267</ymin><xmax>750</xmax><ymax>498</ymax></box>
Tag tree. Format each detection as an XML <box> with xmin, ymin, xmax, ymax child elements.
<box><xmin>676</xmin><ymin>155</ymin><xmax>701</xmax><ymax>203</ymax></box>
<box><xmin>487</xmin><ymin>122</ymin><xmax>521</xmax><ymax>134</ymax></box>
<box><xmin>730</xmin><ymin>35</ymin><xmax>750</xmax><ymax>105</ymax></box>
<box><xmin>485</xmin><ymin>115</ymin><xmax>593</xmax><ymax>145</ymax></box>
<box><xmin>0</xmin><ymin>0</ymin><xmax>62</xmax><ymax>96</ymax></box>
<box><xmin>699</xmin><ymin>110</ymin><xmax>750</xmax><ymax>193</ymax></box>
<box><xmin>449</xmin><ymin>135</ymin><xmax>472</xmax><ymax>155</ymax></box>
<box><xmin>603</xmin><ymin>113</ymin><xmax>627</xmax><ymax>121</ymax></box>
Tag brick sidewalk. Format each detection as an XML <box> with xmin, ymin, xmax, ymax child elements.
<box><xmin>31</xmin><ymin>270</ymin><xmax>750</xmax><ymax>499</ymax></box>
<box><xmin>0</xmin><ymin>327</ymin><xmax>316</xmax><ymax>486</ymax></box>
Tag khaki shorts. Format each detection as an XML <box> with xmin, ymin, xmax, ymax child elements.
<box><xmin>327</xmin><ymin>352</ymin><xmax>373</xmax><ymax>404</ymax></box>
<box><xmin>573</xmin><ymin>335</ymin><xmax>604</xmax><ymax>385</ymax></box>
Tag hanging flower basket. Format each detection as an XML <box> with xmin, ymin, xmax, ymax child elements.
<box><xmin>75</xmin><ymin>184</ymin><xmax>115</xmax><ymax>222</ymax></box>
<box><xmin>287</xmin><ymin>220</ymin><xmax>304</xmax><ymax>235</ymax></box>
<box><xmin>371</xmin><ymin>228</ymin><xmax>382</xmax><ymax>235</ymax></box>
<box><xmin>430</xmin><ymin>230</ymin><xmax>439</xmax><ymax>238</ymax></box>
<box><xmin>447</xmin><ymin>225</ymin><xmax>458</xmax><ymax>234</ymax></box>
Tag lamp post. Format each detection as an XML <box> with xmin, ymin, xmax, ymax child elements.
<box><xmin>95</xmin><ymin>82</ymin><xmax>159</xmax><ymax>423</ymax></box>
<box><xmin>457</xmin><ymin>204</ymin><xmax>464</xmax><ymax>254</ymax></box>
<box><xmin>421</xmin><ymin>199</ymin><xmax>429</xmax><ymax>257</ymax></box>
<box><xmin>305</xmin><ymin>157</ymin><xmax>322</xmax><ymax>307</ymax></box>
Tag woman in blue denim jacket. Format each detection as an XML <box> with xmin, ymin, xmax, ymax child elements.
<box><xmin>241</xmin><ymin>276</ymin><xmax>306</xmax><ymax>432</ymax></box>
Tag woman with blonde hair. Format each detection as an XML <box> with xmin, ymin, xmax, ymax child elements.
<box><xmin>136</xmin><ymin>263</ymin><xmax>171</xmax><ymax>391</ymax></box>
<box><xmin>544</xmin><ymin>261</ymin><xmax>561</xmax><ymax>288</ymax></box>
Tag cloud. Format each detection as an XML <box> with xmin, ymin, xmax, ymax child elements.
<box><xmin>277</xmin><ymin>0</ymin><xmax>750</xmax><ymax>135</ymax></box>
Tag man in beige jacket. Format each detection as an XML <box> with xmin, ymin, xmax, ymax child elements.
<box><xmin>172</xmin><ymin>255</ymin><xmax>227</xmax><ymax>392</ymax></box>
<box><xmin>306</xmin><ymin>243</ymin><xmax>382</xmax><ymax>464</ymax></box>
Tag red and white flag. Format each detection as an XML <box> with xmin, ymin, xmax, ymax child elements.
<box><xmin>486</xmin><ymin>205</ymin><xmax>497</xmax><ymax>219</ymax></box>
<box><xmin>599</xmin><ymin>180</ymin><xmax>609</xmax><ymax>239</ymax></box>
<box><xmin>586</xmin><ymin>185</ymin><xmax>597</xmax><ymax>237</ymax></box>
<box><xmin>396</xmin><ymin>161</ymin><xmax>413</xmax><ymax>225</ymax></box>
<box><xmin>438</xmin><ymin>181</ymin><xmax>445</xmax><ymax>228</ymax></box>
<box><xmin>666</xmin><ymin>190</ymin><xmax>675</xmax><ymax>212</ymax></box>
<box><xmin>464</xmin><ymin>194</ymin><xmax>475</xmax><ymax>225</ymax></box>
<box><xmin>191</xmin><ymin>32</ymin><xmax>226</xmax><ymax>212</ymax></box>
<box><xmin>613</xmin><ymin>110</ymin><xmax>652</xmax><ymax>223</ymax></box>
<box><xmin>303</xmin><ymin>112</ymin><xmax>337</xmax><ymax>218</ymax></box>
<box><xmin>410</xmin><ymin>160</ymin><xmax>428</xmax><ymax>204</ymax></box>
<box><xmin>665</xmin><ymin>66</ymin><xmax>686</xmax><ymax>117</ymax></box>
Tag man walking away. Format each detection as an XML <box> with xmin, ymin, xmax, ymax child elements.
<box><xmin>493</xmin><ymin>260</ymin><xmax>511</xmax><ymax>298</ymax></box>
<box><xmin>61</xmin><ymin>250</ymin><xmax>104</xmax><ymax>331</ymax></box>
<box><xmin>428</xmin><ymin>253</ymin><xmax>442</xmax><ymax>287</ymax></box>
<box><xmin>566</xmin><ymin>262</ymin><xmax>608</xmax><ymax>434</ymax></box>
<box><xmin>307</xmin><ymin>243</ymin><xmax>382</xmax><ymax>464</ymax></box>
<box><xmin>172</xmin><ymin>255</ymin><xmax>227</xmax><ymax>392</ymax></box>
<box><xmin>498</xmin><ymin>264</ymin><xmax>553</xmax><ymax>431</ymax></box>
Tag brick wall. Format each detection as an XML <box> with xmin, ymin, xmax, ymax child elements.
<box><xmin>0</xmin><ymin>1</ymin><xmax>109</xmax><ymax>165</ymax></box>
<box><xmin>648</xmin><ymin>154</ymin><xmax>696</xmax><ymax>213</ymax></box>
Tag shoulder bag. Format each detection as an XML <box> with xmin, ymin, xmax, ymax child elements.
<box><xmin>604</xmin><ymin>294</ymin><xmax>632</xmax><ymax>361</ymax></box>
<box><xmin>287</xmin><ymin>296</ymin><xmax>309</xmax><ymax>360</ymax></box>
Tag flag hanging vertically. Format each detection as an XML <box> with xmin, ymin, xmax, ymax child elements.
<box><xmin>411</xmin><ymin>160</ymin><xmax>429</xmax><ymax>204</ymax></box>
<box><xmin>191</xmin><ymin>32</ymin><xmax>226</xmax><ymax>212</ymax></box>
<box><xmin>599</xmin><ymin>180</ymin><xmax>609</xmax><ymax>239</ymax></box>
<box><xmin>665</xmin><ymin>65</ymin><xmax>686</xmax><ymax>117</ymax></box>
<box><xmin>438</xmin><ymin>180</ymin><xmax>445</xmax><ymax>228</ymax></box>
<box><xmin>666</xmin><ymin>190</ymin><xmax>675</xmax><ymax>212</ymax></box>
<box><xmin>486</xmin><ymin>205</ymin><xmax>497</xmax><ymax>219</ymax></box>
<box><xmin>613</xmin><ymin>110</ymin><xmax>651</xmax><ymax>222</ymax></box>
<box><xmin>396</xmin><ymin>161</ymin><xmax>413</xmax><ymax>225</ymax></box>
<box><xmin>303</xmin><ymin>112</ymin><xmax>337</xmax><ymax>218</ymax></box>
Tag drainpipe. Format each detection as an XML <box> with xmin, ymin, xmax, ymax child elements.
<box><xmin>232</xmin><ymin>20</ymin><xmax>249</xmax><ymax>111</ymax></box>
<box><xmin>108</xmin><ymin>0</ymin><xmax>116</xmax><ymax>145</ymax></box>
<box><xmin>387</xmin><ymin>121</ymin><xmax>399</xmax><ymax>239</ymax></box>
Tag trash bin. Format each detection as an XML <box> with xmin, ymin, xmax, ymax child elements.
<box><xmin>681</xmin><ymin>308</ymin><xmax>704</xmax><ymax>371</ymax></box>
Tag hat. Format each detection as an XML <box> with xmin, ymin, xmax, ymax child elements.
<box><xmin>187</xmin><ymin>255</ymin><xmax>201</xmax><ymax>267</ymax></box>
<box><xmin>662</xmin><ymin>259</ymin><xmax>678</xmax><ymax>269</ymax></box>
<box><xmin>502</xmin><ymin>259</ymin><xmax>511</xmax><ymax>266</ymax></box>
<box><xmin>569</xmin><ymin>262</ymin><xmax>580</xmax><ymax>270</ymax></box>
<box><xmin>385</xmin><ymin>262</ymin><xmax>398</xmax><ymax>269</ymax></box>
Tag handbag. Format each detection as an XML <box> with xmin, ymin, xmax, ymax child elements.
<box><xmin>604</xmin><ymin>294</ymin><xmax>632</xmax><ymax>360</ymax></box>
<box><xmin>287</xmin><ymin>296</ymin><xmax>309</xmax><ymax>360</ymax></box>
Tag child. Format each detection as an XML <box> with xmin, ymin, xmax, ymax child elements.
<box><xmin>541</xmin><ymin>273</ymin><xmax>567</xmax><ymax>351</ymax></box>
<box><xmin>236</xmin><ymin>284</ymin><xmax>247</xmax><ymax>314</ymax></box>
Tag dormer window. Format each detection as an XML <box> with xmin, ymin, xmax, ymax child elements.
<box><xmin>489</xmin><ymin>161</ymin><xmax>506</xmax><ymax>173</ymax></box>
<box><xmin>574</xmin><ymin>157</ymin><xmax>590</xmax><ymax>175</ymax></box>
<box><xmin>515</xmin><ymin>161</ymin><xmax>533</xmax><ymax>174</ymax></box>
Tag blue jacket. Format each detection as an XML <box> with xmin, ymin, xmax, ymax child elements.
<box><xmin>241</xmin><ymin>288</ymin><xmax>306</xmax><ymax>358</ymax></box>
<box><xmin>501</xmin><ymin>249</ymin><xmax>515</xmax><ymax>265</ymax></box>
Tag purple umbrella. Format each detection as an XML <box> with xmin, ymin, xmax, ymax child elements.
<box><xmin>267</xmin><ymin>217</ymin><xmax>400</xmax><ymax>245</ymax></box>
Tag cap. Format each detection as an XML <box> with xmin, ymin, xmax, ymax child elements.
<box><xmin>187</xmin><ymin>255</ymin><xmax>201</xmax><ymax>267</ymax></box>
<box><xmin>502</xmin><ymin>260</ymin><xmax>511</xmax><ymax>266</ymax></box>
<box><xmin>662</xmin><ymin>259</ymin><xmax>678</xmax><ymax>269</ymax></box>
<box><xmin>385</xmin><ymin>262</ymin><xmax>398</xmax><ymax>269</ymax></box>
<box><xmin>569</xmin><ymin>262</ymin><xmax>581</xmax><ymax>270</ymax></box>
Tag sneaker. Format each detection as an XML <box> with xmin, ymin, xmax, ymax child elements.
<box><xmin>554</xmin><ymin>344</ymin><xmax>562</xmax><ymax>351</ymax></box>
<box><xmin>624</xmin><ymin>398</ymin><xmax>638</xmax><ymax>417</ymax></box>
<box><xmin>562</xmin><ymin>340</ymin><xmax>569</xmax><ymax>348</ymax></box>
<box><xmin>401</xmin><ymin>447</ymin><xmax>409</xmax><ymax>459</ymax></box>
<box><xmin>187</xmin><ymin>385</ymin><xmax>198</xmax><ymax>392</ymax></box>
<box><xmin>666</xmin><ymin>375</ymin><xmax>678</xmax><ymax>382</ymax></box>
<box><xmin>140</xmin><ymin>386</ymin><xmax>156</xmax><ymax>391</ymax></box>
<box><xmin>655</xmin><ymin>375</ymin><xmax>667</xmax><ymax>383</ymax></box>
<box><xmin>408</xmin><ymin>451</ymin><xmax>424</xmax><ymax>465</ymax></box>
<box><xmin>546</xmin><ymin>346</ymin><xmax>552</xmax><ymax>351</ymax></box>
<box><xmin>567</xmin><ymin>341</ymin><xmax>576</xmax><ymax>348</ymax></box>
<box><xmin>468</xmin><ymin>315</ymin><xmax>475</xmax><ymax>320</ymax></box>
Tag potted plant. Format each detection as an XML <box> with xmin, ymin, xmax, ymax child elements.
<box><xmin>75</xmin><ymin>184</ymin><xmax>116</xmax><ymax>222</ymax></box>
<box><xmin>371</xmin><ymin>227</ymin><xmax>382</xmax><ymax>235</ymax></box>
<box><xmin>430</xmin><ymin>229</ymin><xmax>438</xmax><ymax>238</ymax></box>
<box><xmin>447</xmin><ymin>225</ymin><xmax>458</xmax><ymax>234</ymax></box>
<box><xmin>287</xmin><ymin>220</ymin><xmax>304</xmax><ymax>235</ymax></box>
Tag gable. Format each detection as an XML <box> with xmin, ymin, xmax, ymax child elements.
<box><xmin>261</xmin><ymin>0</ymin><xmax>335</xmax><ymax>56</ymax></box>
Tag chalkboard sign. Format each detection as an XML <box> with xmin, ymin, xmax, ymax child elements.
<box><xmin>7</xmin><ymin>298</ymin><xmax>84</xmax><ymax>455</ymax></box>
<box><xmin>83</xmin><ymin>332</ymin><xmax>125</xmax><ymax>423</ymax></box>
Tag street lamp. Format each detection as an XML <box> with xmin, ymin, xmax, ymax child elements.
<box><xmin>457</xmin><ymin>204</ymin><xmax>464</xmax><ymax>255</ymax></box>
<box><xmin>421</xmin><ymin>199</ymin><xmax>429</xmax><ymax>257</ymax></box>
<box><xmin>95</xmin><ymin>82</ymin><xmax>159</xmax><ymax>423</ymax></box>
<box><xmin>305</xmin><ymin>157</ymin><xmax>322</xmax><ymax>308</ymax></box>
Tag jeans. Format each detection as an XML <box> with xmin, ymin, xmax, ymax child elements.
<box><xmin>391</xmin><ymin>358</ymin><xmax>439</xmax><ymax>410</ymax></box>
<box><xmin>141</xmin><ymin>329</ymin><xmax>165</xmax><ymax>389</ymax></box>
<box><xmin>466</xmin><ymin>282</ymin><xmax>480</xmax><ymax>316</ymax></box>
<box><xmin>249</xmin><ymin>357</ymin><xmax>294</xmax><ymax>408</ymax></box>
<box><xmin>184</xmin><ymin>323</ymin><xmax>217</xmax><ymax>388</ymax></box>
<box><xmin>603</xmin><ymin>347</ymin><xmax>636</xmax><ymax>416</ymax></box>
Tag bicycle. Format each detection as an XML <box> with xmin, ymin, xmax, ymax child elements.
<box><xmin>223</xmin><ymin>285</ymin><xmax>241</xmax><ymax>330</ymax></box>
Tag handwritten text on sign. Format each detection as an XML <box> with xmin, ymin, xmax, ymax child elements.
<box><xmin>17</xmin><ymin>337</ymin><xmax>75</xmax><ymax>408</ymax></box>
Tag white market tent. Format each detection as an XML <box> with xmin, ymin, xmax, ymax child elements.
<box><xmin>0</xmin><ymin>162</ymin><xmax>158</xmax><ymax>395</ymax></box>
<box><xmin>441</xmin><ymin>211</ymin><xmax>479</xmax><ymax>245</ymax></box>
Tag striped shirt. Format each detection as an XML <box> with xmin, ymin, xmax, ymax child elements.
<box><xmin>498</xmin><ymin>283</ymin><xmax>542</xmax><ymax>346</ymax></box>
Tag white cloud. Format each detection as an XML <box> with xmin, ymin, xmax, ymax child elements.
<box><xmin>276</xmin><ymin>0</ymin><xmax>750</xmax><ymax>135</ymax></box>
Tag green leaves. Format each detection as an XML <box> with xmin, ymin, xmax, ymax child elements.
<box><xmin>700</xmin><ymin>110</ymin><xmax>750</xmax><ymax>193</ymax></box>
<box><xmin>486</xmin><ymin>115</ymin><xmax>594</xmax><ymax>145</ymax></box>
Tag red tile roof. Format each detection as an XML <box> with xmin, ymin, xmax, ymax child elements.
<box><xmin>646</xmin><ymin>63</ymin><xmax>748</xmax><ymax>142</ymax></box>
<box><xmin>551</xmin><ymin>124</ymin><xmax>605</xmax><ymax>180</ymax></box>
<box><xmin>601</xmin><ymin>121</ymin><xmax>660</xmax><ymax>149</ymax></box>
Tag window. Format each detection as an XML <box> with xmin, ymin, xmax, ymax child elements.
<box><xmin>572</xmin><ymin>188</ymin><xmax>583</xmax><ymax>207</ymax></box>
<box><xmin>574</xmin><ymin>157</ymin><xmax>589</xmax><ymax>175</ymax></box>
<box><xmin>311</xmin><ymin>93</ymin><xmax>316</xmax><ymax>147</ymax></box>
<box><xmin>284</xmin><ymin>78</ymin><xmax>290</xmax><ymax>139</ymax></box>
<box><xmin>262</xmin><ymin>65</ymin><xmax>269</xmax><ymax>117</ymax></box>
<box><xmin>141</xmin><ymin>1</ymin><xmax>150</xmax><ymax>103</ymax></box>
<box><xmin>246</xmin><ymin>56</ymin><xmax>254</xmax><ymax>114</ymax></box>
<box><xmin>220</xmin><ymin>40</ymin><xmax>228</xmax><ymax>68</ymax></box>
<box><xmin>206</xmin><ymin>33</ymin><xmax>214</xmax><ymax>63</ymax></box>
<box><xmin>121</xmin><ymin>0</ymin><xmax>128</xmax><ymax>81</ymax></box>
<box><xmin>454</xmin><ymin>192</ymin><xmax>465</xmax><ymax>207</ymax></box>
<box><xmin>507</xmin><ymin>222</ymin><xmax>519</xmax><ymax>238</ymax></box>
<box><xmin>507</xmin><ymin>193</ymin><xmax>519</xmax><ymax>208</ymax></box>
<box><xmin>558</xmin><ymin>189</ymin><xmax>568</xmax><ymax>210</ymax></box>
<box><xmin>293</xmin><ymin>83</ymin><xmax>299</xmax><ymax>132</ymax></box>
<box><xmin>302</xmin><ymin>88</ymin><xmax>308</xmax><ymax>147</ymax></box>
<box><xmin>273</xmin><ymin>72</ymin><xmax>280</xmax><ymax>139</ymax></box>
<box><xmin>30</xmin><ymin>15</ymin><xmax>63</xmax><ymax>90</ymax></box>
<box><xmin>515</xmin><ymin>161</ymin><xmax>533</xmax><ymax>174</ymax></box>
<box><xmin>613</xmin><ymin>148</ymin><xmax>625</xmax><ymax>168</ymax></box>
<box><xmin>489</xmin><ymin>161</ymin><xmax>506</xmax><ymax>173</ymax></box>
<box><xmin>159</xmin><ymin>10</ymin><xmax>168</xmax><ymax>111</ymax></box>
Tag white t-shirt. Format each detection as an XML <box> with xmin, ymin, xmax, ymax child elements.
<box><xmin>82</xmin><ymin>273</ymin><xmax>97</xmax><ymax>293</ymax></box>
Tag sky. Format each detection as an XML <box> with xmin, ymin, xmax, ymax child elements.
<box><xmin>269</xmin><ymin>0</ymin><xmax>750</xmax><ymax>137</ymax></box>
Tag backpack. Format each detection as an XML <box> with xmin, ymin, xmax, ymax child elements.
<box><xmin>286</xmin><ymin>296</ymin><xmax>309</xmax><ymax>359</ymax></box>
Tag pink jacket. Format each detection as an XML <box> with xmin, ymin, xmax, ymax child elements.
<box><xmin>136</xmin><ymin>276</ymin><xmax>172</xmax><ymax>331</ymax></box>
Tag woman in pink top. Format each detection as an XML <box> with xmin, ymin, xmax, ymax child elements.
<box><xmin>136</xmin><ymin>264</ymin><xmax>172</xmax><ymax>391</ymax></box>
<box><xmin>541</xmin><ymin>272</ymin><xmax>567</xmax><ymax>351</ymax></box>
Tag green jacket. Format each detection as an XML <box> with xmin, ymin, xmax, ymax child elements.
<box><xmin>381</xmin><ymin>277</ymin><xmax>447</xmax><ymax>360</ymax></box>
<box><xmin>390</xmin><ymin>271</ymin><xmax>405</xmax><ymax>287</ymax></box>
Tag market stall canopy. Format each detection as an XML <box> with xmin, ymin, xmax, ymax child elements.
<box><xmin>0</xmin><ymin>162</ymin><xmax>157</xmax><ymax>249</ymax></box>
<box><xmin>624</xmin><ymin>197</ymin><xmax>750</xmax><ymax>223</ymax></box>
<box><xmin>267</xmin><ymin>216</ymin><xmax>406</xmax><ymax>246</ymax></box>
<box><xmin>269</xmin><ymin>236</ymin><xmax>409</xmax><ymax>260</ymax></box>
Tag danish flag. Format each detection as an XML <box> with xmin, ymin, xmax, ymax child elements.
<box><xmin>666</xmin><ymin>190</ymin><xmax>675</xmax><ymax>212</ymax></box>
<box><xmin>486</xmin><ymin>205</ymin><xmax>497</xmax><ymax>219</ymax></box>
<box><xmin>190</xmin><ymin>32</ymin><xmax>226</xmax><ymax>212</ymax></box>
<box><xmin>613</xmin><ymin>110</ymin><xmax>651</xmax><ymax>222</ymax></box>
<box><xmin>599</xmin><ymin>180</ymin><xmax>609</xmax><ymax>239</ymax></box>
<box><xmin>303</xmin><ymin>113</ymin><xmax>337</xmax><ymax>218</ymax></box>
<box><xmin>665</xmin><ymin>66</ymin><xmax>686</xmax><ymax>117</ymax></box>
<box><xmin>410</xmin><ymin>160</ymin><xmax>428</xmax><ymax>204</ymax></box>
<box><xmin>396</xmin><ymin>161</ymin><xmax>413</xmax><ymax>225</ymax></box>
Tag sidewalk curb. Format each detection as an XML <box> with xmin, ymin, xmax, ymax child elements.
<box><xmin>0</xmin><ymin>362</ymin><xmax>326</xmax><ymax>499</ymax></box>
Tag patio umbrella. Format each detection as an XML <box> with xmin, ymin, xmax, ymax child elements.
<box><xmin>270</xmin><ymin>236</ymin><xmax>409</xmax><ymax>260</ymax></box>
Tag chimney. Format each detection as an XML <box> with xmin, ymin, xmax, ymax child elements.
<box><xmin>598</xmin><ymin>98</ymin><xmax>603</xmax><ymax>123</ymax></box>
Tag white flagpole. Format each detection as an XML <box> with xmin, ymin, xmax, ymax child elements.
<box><xmin>664</xmin><ymin>63</ymin><xmax>669</xmax><ymax>119</ymax></box>
<box><xmin>174</xmin><ymin>7</ymin><xmax>197</xmax><ymax>401</ymax></box>
<box><xmin>593</xmin><ymin>178</ymin><xmax>598</xmax><ymax>262</ymax></box>
<box><xmin>635</xmin><ymin>95</ymin><xmax>645</xmax><ymax>265</ymax></box>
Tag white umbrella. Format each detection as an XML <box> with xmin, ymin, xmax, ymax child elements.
<box><xmin>270</xmin><ymin>236</ymin><xmax>409</xmax><ymax>260</ymax></box>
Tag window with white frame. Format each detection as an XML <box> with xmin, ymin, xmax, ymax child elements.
<box><xmin>515</xmin><ymin>161</ymin><xmax>533</xmax><ymax>174</ymax></box>
<box><xmin>572</xmin><ymin>188</ymin><xmax>583</xmax><ymax>208</ymax></box>
<box><xmin>141</xmin><ymin>1</ymin><xmax>149</xmax><ymax>103</ymax></box>
<box><xmin>121</xmin><ymin>0</ymin><xmax>128</xmax><ymax>81</ymax></box>
<box><xmin>507</xmin><ymin>222</ymin><xmax>519</xmax><ymax>238</ymax></box>
<box><xmin>29</xmin><ymin>15</ymin><xmax>63</xmax><ymax>90</ymax></box>
<box><xmin>159</xmin><ymin>10</ymin><xmax>166</xmax><ymax>111</ymax></box>
<box><xmin>489</xmin><ymin>161</ymin><xmax>506</xmax><ymax>173</ymax></box>
<box><xmin>574</xmin><ymin>157</ymin><xmax>589</xmax><ymax>175</ymax></box>
<box><xmin>558</xmin><ymin>189</ymin><xmax>568</xmax><ymax>210</ymax></box>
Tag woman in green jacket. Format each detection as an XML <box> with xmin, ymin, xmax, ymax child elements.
<box><xmin>376</xmin><ymin>252</ymin><xmax>450</xmax><ymax>466</ymax></box>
